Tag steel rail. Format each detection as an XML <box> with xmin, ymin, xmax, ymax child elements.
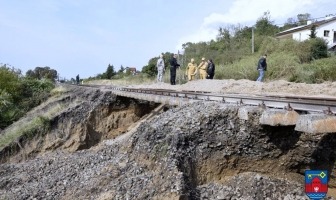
<box><xmin>72</xmin><ymin>84</ymin><xmax>336</xmax><ymax>114</ymax></box>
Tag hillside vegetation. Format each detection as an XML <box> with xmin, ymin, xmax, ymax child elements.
<box><xmin>138</xmin><ymin>36</ymin><xmax>335</xmax><ymax>85</ymax></box>
<box><xmin>85</xmin><ymin>12</ymin><xmax>335</xmax><ymax>85</ymax></box>
<box><xmin>0</xmin><ymin>66</ymin><xmax>56</xmax><ymax>130</ymax></box>
<box><xmin>137</xmin><ymin>12</ymin><xmax>335</xmax><ymax>84</ymax></box>
<box><xmin>214</xmin><ymin>37</ymin><xmax>335</xmax><ymax>83</ymax></box>
<box><xmin>92</xmin><ymin>35</ymin><xmax>336</xmax><ymax>86</ymax></box>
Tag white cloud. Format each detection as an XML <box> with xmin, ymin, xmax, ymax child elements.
<box><xmin>175</xmin><ymin>25</ymin><xmax>218</xmax><ymax>51</ymax></box>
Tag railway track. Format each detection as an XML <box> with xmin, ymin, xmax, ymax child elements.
<box><xmin>71</xmin><ymin>84</ymin><xmax>336</xmax><ymax>114</ymax></box>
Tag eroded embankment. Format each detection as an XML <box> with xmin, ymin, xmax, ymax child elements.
<box><xmin>0</xmin><ymin>86</ymin><xmax>159</xmax><ymax>163</ymax></box>
<box><xmin>0</xmin><ymin>86</ymin><xmax>335</xmax><ymax>199</ymax></box>
<box><xmin>130</xmin><ymin>102</ymin><xmax>336</xmax><ymax>199</ymax></box>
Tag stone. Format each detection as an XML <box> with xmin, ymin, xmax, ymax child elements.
<box><xmin>238</xmin><ymin>106</ymin><xmax>262</xmax><ymax>120</ymax></box>
<box><xmin>259</xmin><ymin>109</ymin><xmax>299</xmax><ymax>126</ymax></box>
<box><xmin>295</xmin><ymin>114</ymin><xmax>336</xmax><ymax>133</ymax></box>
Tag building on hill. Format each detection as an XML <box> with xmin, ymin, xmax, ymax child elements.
<box><xmin>276</xmin><ymin>15</ymin><xmax>336</xmax><ymax>50</ymax></box>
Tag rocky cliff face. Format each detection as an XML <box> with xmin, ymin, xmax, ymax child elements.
<box><xmin>0</xmin><ymin>86</ymin><xmax>335</xmax><ymax>199</ymax></box>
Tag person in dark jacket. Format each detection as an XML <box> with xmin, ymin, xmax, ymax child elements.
<box><xmin>256</xmin><ymin>54</ymin><xmax>267</xmax><ymax>82</ymax></box>
<box><xmin>169</xmin><ymin>54</ymin><xmax>180</xmax><ymax>85</ymax></box>
<box><xmin>76</xmin><ymin>74</ymin><xmax>80</xmax><ymax>85</ymax></box>
<box><xmin>206</xmin><ymin>59</ymin><xmax>215</xmax><ymax>79</ymax></box>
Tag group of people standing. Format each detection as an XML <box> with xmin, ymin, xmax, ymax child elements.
<box><xmin>156</xmin><ymin>53</ymin><xmax>181</xmax><ymax>85</ymax></box>
<box><xmin>156</xmin><ymin>53</ymin><xmax>267</xmax><ymax>85</ymax></box>
<box><xmin>185</xmin><ymin>57</ymin><xmax>215</xmax><ymax>81</ymax></box>
<box><xmin>156</xmin><ymin>53</ymin><xmax>216</xmax><ymax>85</ymax></box>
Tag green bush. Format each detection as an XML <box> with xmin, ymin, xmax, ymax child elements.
<box><xmin>296</xmin><ymin>41</ymin><xmax>312</xmax><ymax>63</ymax></box>
<box><xmin>290</xmin><ymin>56</ymin><xmax>336</xmax><ymax>83</ymax></box>
<box><xmin>215</xmin><ymin>55</ymin><xmax>258</xmax><ymax>80</ymax></box>
<box><xmin>215</xmin><ymin>37</ymin><xmax>333</xmax><ymax>83</ymax></box>
<box><xmin>309</xmin><ymin>38</ymin><xmax>328</xmax><ymax>60</ymax></box>
<box><xmin>266</xmin><ymin>52</ymin><xmax>300</xmax><ymax>80</ymax></box>
<box><xmin>0</xmin><ymin>67</ymin><xmax>21</xmax><ymax>100</ymax></box>
<box><xmin>0</xmin><ymin>66</ymin><xmax>55</xmax><ymax>129</ymax></box>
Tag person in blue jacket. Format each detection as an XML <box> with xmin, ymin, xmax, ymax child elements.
<box><xmin>256</xmin><ymin>54</ymin><xmax>267</xmax><ymax>82</ymax></box>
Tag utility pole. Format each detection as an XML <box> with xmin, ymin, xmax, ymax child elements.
<box><xmin>252</xmin><ymin>27</ymin><xmax>255</xmax><ymax>53</ymax></box>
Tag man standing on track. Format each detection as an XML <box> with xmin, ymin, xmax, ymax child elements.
<box><xmin>256</xmin><ymin>54</ymin><xmax>267</xmax><ymax>82</ymax></box>
<box><xmin>186</xmin><ymin>58</ymin><xmax>197</xmax><ymax>81</ymax></box>
<box><xmin>206</xmin><ymin>59</ymin><xmax>215</xmax><ymax>79</ymax></box>
<box><xmin>76</xmin><ymin>74</ymin><xmax>80</xmax><ymax>85</ymax></box>
<box><xmin>156</xmin><ymin>54</ymin><xmax>165</xmax><ymax>82</ymax></box>
<box><xmin>198</xmin><ymin>57</ymin><xmax>208</xmax><ymax>79</ymax></box>
<box><xmin>169</xmin><ymin>54</ymin><xmax>180</xmax><ymax>85</ymax></box>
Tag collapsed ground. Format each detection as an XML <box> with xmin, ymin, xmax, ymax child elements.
<box><xmin>0</xmin><ymin>80</ymin><xmax>335</xmax><ymax>199</ymax></box>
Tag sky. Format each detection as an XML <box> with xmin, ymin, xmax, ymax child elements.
<box><xmin>0</xmin><ymin>0</ymin><xmax>335</xmax><ymax>79</ymax></box>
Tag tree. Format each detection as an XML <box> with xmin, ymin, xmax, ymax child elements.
<box><xmin>0</xmin><ymin>66</ymin><xmax>21</xmax><ymax>101</ymax></box>
<box><xmin>0</xmin><ymin>66</ymin><xmax>54</xmax><ymax>129</ymax></box>
<box><xmin>25</xmin><ymin>66</ymin><xmax>58</xmax><ymax>82</ymax></box>
<box><xmin>216</xmin><ymin>27</ymin><xmax>231</xmax><ymax>51</ymax></box>
<box><xmin>105</xmin><ymin>64</ymin><xmax>115</xmax><ymax>79</ymax></box>
<box><xmin>282</xmin><ymin>17</ymin><xmax>298</xmax><ymax>31</ymax></box>
<box><xmin>142</xmin><ymin>58</ymin><xmax>157</xmax><ymax>77</ymax></box>
<box><xmin>118</xmin><ymin>65</ymin><xmax>125</xmax><ymax>73</ymax></box>
<box><xmin>309</xmin><ymin>38</ymin><xmax>328</xmax><ymax>59</ymax></box>
<box><xmin>297</xmin><ymin>13</ymin><xmax>311</xmax><ymax>25</ymax></box>
<box><xmin>309</xmin><ymin>25</ymin><xmax>317</xmax><ymax>39</ymax></box>
<box><xmin>255</xmin><ymin>11</ymin><xmax>279</xmax><ymax>36</ymax></box>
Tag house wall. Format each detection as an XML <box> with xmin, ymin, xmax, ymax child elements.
<box><xmin>292</xmin><ymin>21</ymin><xmax>336</xmax><ymax>45</ymax></box>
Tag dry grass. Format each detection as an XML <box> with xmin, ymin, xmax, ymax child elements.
<box><xmin>50</xmin><ymin>85</ymin><xmax>68</xmax><ymax>97</ymax></box>
<box><xmin>0</xmin><ymin>116</ymin><xmax>49</xmax><ymax>150</ymax></box>
<box><xmin>0</xmin><ymin>100</ymin><xmax>70</xmax><ymax>151</ymax></box>
<box><xmin>86</xmin><ymin>74</ymin><xmax>156</xmax><ymax>86</ymax></box>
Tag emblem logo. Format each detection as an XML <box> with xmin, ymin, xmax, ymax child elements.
<box><xmin>305</xmin><ymin>170</ymin><xmax>328</xmax><ymax>199</ymax></box>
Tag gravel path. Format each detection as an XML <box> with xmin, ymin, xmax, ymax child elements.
<box><xmin>125</xmin><ymin>79</ymin><xmax>336</xmax><ymax>97</ymax></box>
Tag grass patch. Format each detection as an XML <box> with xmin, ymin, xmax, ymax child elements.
<box><xmin>290</xmin><ymin>56</ymin><xmax>336</xmax><ymax>83</ymax></box>
<box><xmin>0</xmin><ymin>101</ymin><xmax>67</xmax><ymax>151</ymax></box>
<box><xmin>87</xmin><ymin>73</ymin><xmax>157</xmax><ymax>86</ymax></box>
<box><xmin>210</xmin><ymin>41</ymin><xmax>335</xmax><ymax>83</ymax></box>
<box><xmin>50</xmin><ymin>86</ymin><xmax>68</xmax><ymax>97</ymax></box>
<box><xmin>0</xmin><ymin>116</ymin><xmax>50</xmax><ymax>150</ymax></box>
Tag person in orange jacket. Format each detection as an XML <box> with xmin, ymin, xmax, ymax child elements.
<box><xmin>186</xmin><ymin>58</ymin><xmax>197</xmax><ymax>81</ymax></box>
<box><xmin>197</xmin><ymin>57</ymin><xmax>208</xmax><ymax>79</ymax></box>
